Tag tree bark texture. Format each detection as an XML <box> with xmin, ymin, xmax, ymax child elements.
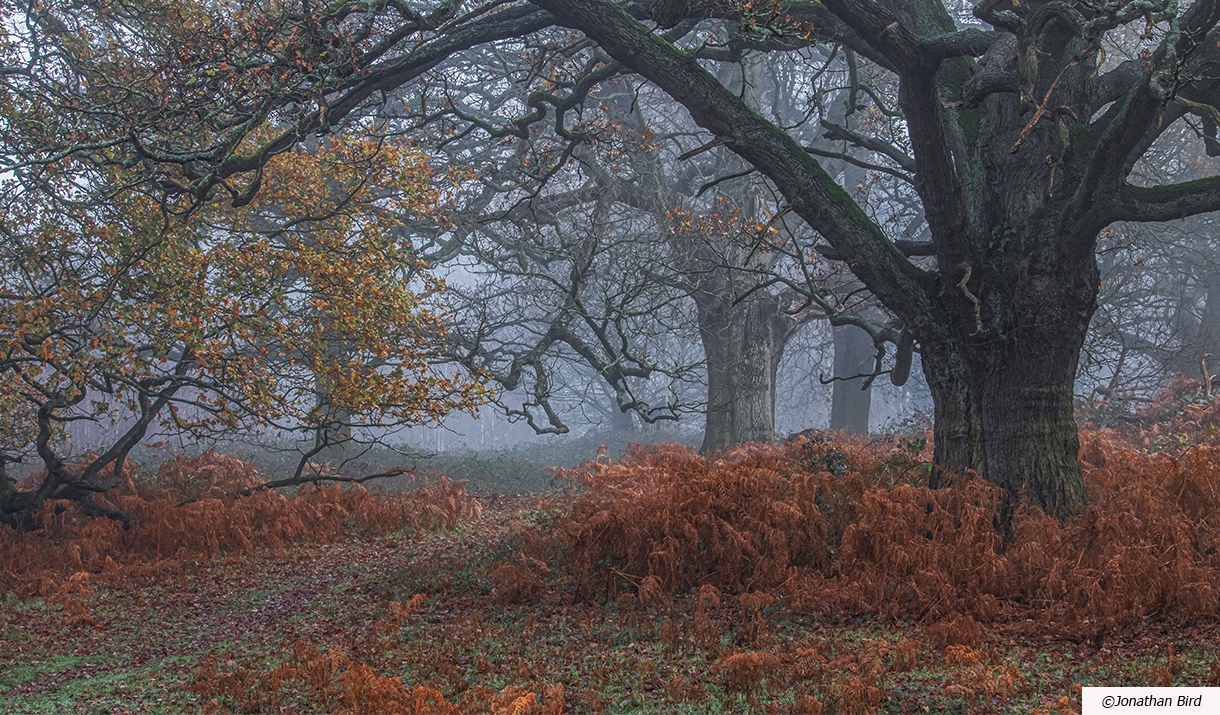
<box><xmin>921</xmin><ymin>306</ymin><xmax>1090</xmax><ymax>520</ymax></box>
<box><xmin>698</xmin><ymin>291</ymin><xmax>800</xmax><ymax>453</ymax></box>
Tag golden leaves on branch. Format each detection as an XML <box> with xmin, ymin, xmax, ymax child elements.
<box><xmin>0</xmin><ymin>131</ymin><xmax>485</xmax><ymax>454</ymax></box>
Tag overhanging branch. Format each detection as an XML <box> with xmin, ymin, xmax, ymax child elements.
<box><xmin>1113</xmin><ymin>177</ymin><xmax>1220</xmax><ymax>223</ymax></box>
<box><xmin>529</xmin><ymin>0</ymin><xmax>938</xmax><ymax>330</ymax></box>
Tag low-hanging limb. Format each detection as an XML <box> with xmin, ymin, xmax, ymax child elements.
<box><xmin>234</xmin><ymin>467</ymin><xmax>415</xmax><ymax>499</ymax></box>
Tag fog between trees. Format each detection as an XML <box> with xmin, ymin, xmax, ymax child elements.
<box><xmin>1</xmin><ymin>0</ymin><xmax>1219</xmax><ymax>527</ymax></box>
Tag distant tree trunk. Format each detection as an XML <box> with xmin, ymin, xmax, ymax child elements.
<box><xmin>314</xmin><ymin>409</ymin><xmax>352</xmax><ymax>471</ymax></box>
<box><xmin>829</xmin><ymin>325</ymin><xmax>873</xmax><ymax>434</ymax></box>
<box><xmin>1199</xmin><ymin>281</ymin><xmax>1220</xmax><ymax>387</ymax></box>
<box><xmin>698</xmin><ymin>291</ymin><xmax>801</xmax><ymax>453</ymax></box>
<box><xmin>1201</xmin><ymin>281</ymin><xmax>1220</xmax><ymax>364</ymax></box>
<box><xmin>314</xmin><ymin>310</ymin><xmax>354</xmax><ymax>471</ymax></box>
<box><xmin>1168</xmin><ymin>275</ymin><xmax>1220</xmax><ymax>377</ymax></box>
<box><xmin>610</xmin><ymin>401</ymin><xmax>637</xmax><ymax>435</ymax></box>
<box><xmin>0</xmin><ymin>461</ymin><xmax>22</xmax><ymax>522</ymax></box>
<box><xmin>1203</xmin><ymin>281</ymin><xmax>1220</xmax><ymax>353</ymax></box>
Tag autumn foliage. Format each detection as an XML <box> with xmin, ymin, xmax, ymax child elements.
<box><xmin>0</xmin><ymin>129</ymin><xmax>486</xmax><ymax>528</ymax></box>
<box><xmin>554</xmin><ymin>431</ymin><xmax>1220</xmax><ymax>631</ymax></box>
<box><xmin>191</xmin><ymin>641</ymin><xmax>466</xmax><ymax>715</ymax></box>
<box><xmin>5</xmin><ymin>431</ymin><xmax>1220</xmax><ymax>712</ymax></box>
<box><xmin>0</xmin><ymin>450</ymin><xmax>479</xmax><ymax>597</ymax></box>
<box><xmin>1084</xmin><ymin>374</ymin><xmax>1220</xmax><ymax>451</ymax></box>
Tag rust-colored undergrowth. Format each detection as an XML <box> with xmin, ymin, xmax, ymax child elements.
<box><xmin>1082</xmin><ymin>374</ymin><xmax>1220</xmax><ymax>451</ymax></box>
<box><xmin>0</xmin><ymin>450</ymin><xmax>479</xmax><ymax>597</ymax></box>
<box><xmin>554</xmin><ymin>431</ymin><xmax>1220</xmax><ymax>632</ymax></box>
<box><xmin>4</xmin><ymin>431</ymin><xmax>1219</xmax><ymax>713</ymax></box>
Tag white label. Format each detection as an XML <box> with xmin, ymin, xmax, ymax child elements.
<box><xmin>1082</xmin><ymin>687</ymin><xmax>1216</xmax><ymax>713</ymax></box>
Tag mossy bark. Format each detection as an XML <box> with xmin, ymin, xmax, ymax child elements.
<box><xmin>922</xmin><ymin>331</ymin><xmax>1088</xmax><ymax>521</ymax></box>
<box><xmin>913</xmin><ymin>208</ymin><xmax>1098</xmax><ymax>521</ymax></box>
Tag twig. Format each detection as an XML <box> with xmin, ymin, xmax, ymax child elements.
<box><xmin>678</xmin><ymin>136</ymin><xmax>732</xmax><ymax>161</ymax></box>
<box><xmin>696</xmin><ymin>168</ymin><xmax>757</xmax><ymax>197</ymax></box>
<box><xmin>957</xmin><ymin>265</ymin><xmax>983</xmax><ymax>335</ymax></box>
<box><xmin>1201</xmin><ymin>353</ymin><xmax>1213</xmax><ymax>401</ymax></box>
<box><xmin>820</xmin><ymin>369</ymin><xmax>893</xmax><ymax>389</ymax></box>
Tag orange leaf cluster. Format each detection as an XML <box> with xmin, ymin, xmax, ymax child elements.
<box><xmin>723</xmin><ymin>651</ymin><xmax>782</xmax><ymax>692</ymax></box>
<box><xmin>1082</xmin><ymin>375</ymin><xmax>1220</xmax><ymax>451</ymax></box>
<box><xmin>192</xmin><ymin>644</ymin><xmax>567</xmax><ymax>715</ymax></box>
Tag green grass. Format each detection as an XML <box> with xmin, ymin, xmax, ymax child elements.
<box><xmin>0</xmin><ymin>654</ymin><xmax>93</xmax><ymax>691</ymax></box>
<box><xmin>0</xmin><ymin>657</ymin><xmax>202</xmax><ymax>715</ymax></box>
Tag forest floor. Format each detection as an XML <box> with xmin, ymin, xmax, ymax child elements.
<box><xmin>2</xmin><ymin>487</ymin><xmax>1218</xmax><ymax>715</ymax></box>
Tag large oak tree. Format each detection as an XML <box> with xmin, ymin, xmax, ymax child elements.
<box><xmin>7</xmin><ymin>0</ymin><xmax>1219</xmax><ymax>518</ymax></box>
<box><xmin>526</xmin><ymin>0</ymin><xmax>1220</xmax><ymax>518</ymax></box>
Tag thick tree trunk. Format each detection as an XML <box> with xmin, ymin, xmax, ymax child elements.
<box><xmin>829</xmin><ymin>325</ymin><xmax>874</xmax><ymax>434</ymax></box>
<box><xmin>918</xmin><ymin>265</ymin><xmax>1094</xmax><ymax>521</ymax></box>
<box><xmin>699</xmin><ymin>295</ymin><xmax>794</xmax><ymax>453</ymax></box>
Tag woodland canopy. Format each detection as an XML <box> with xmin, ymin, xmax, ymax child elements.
<box><xmin>1</xmin><ymin>0</ymin><xmax>1219</xmax><ymax>523</ymax></box>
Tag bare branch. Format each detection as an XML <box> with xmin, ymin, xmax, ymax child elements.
<box><xmin>237</xmin><ymin>468</ymin><xmax>414</xmax><ymax>498</ymax></box>
<box><xmin>821</xmin><ymin>120</ymin><xmax>916</xmax><ymax>172</ymax></box>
